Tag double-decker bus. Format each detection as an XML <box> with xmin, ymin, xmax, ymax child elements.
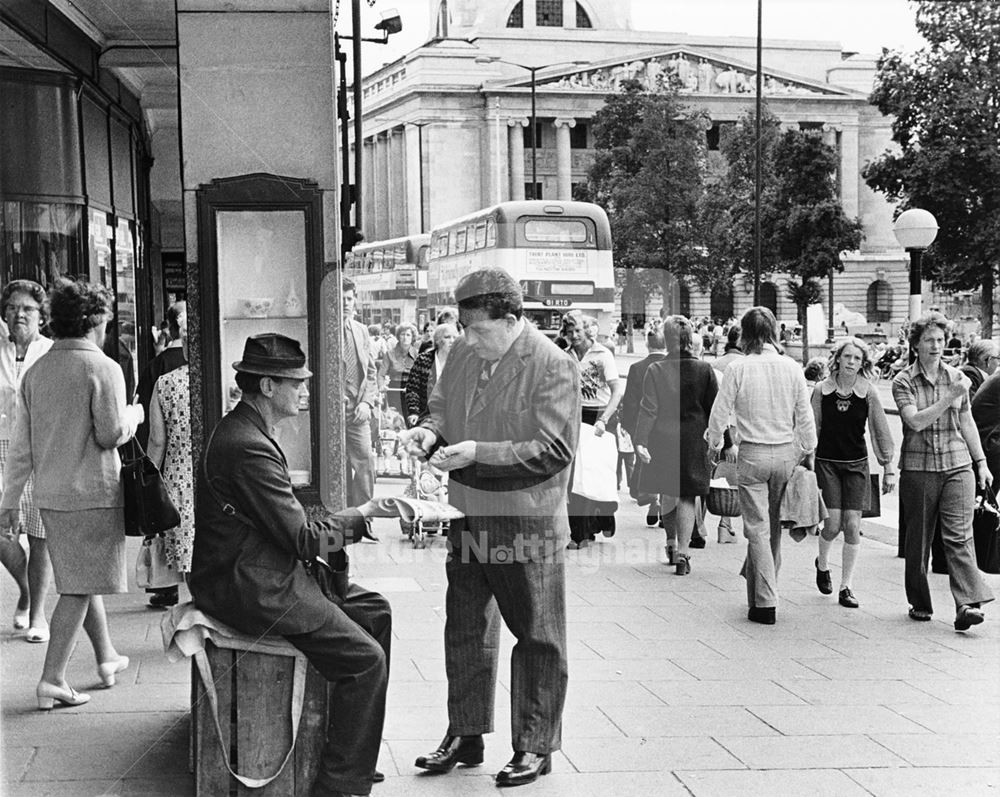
<box><xmin>426</xmin><ymin>201</ymin><xmax>614</xmax><ymax>336</ymax></box>
<box><xmin>345</xmin><ymin>233</ymin><xmax>431</xmax><ymax>329</ymax></box>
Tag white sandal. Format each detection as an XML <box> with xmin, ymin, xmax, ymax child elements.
<box><xmin>26</xmin><ymin>626</ymin><xmax>49</xmax><ymax>643</ymax></box>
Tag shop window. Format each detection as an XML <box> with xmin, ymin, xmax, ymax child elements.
<box><xmin>867</xmin><ymin>279</ymin><xmax>892</xmax><ymax>323</ymax></box>
<box><xmin>570</xmin><ymin>123</ymin><xmax>588</xmax><ymax>149</ymax></box>
<box><xmin>576</xmin><ymin>3</ymin><xmax>593</xmax><ymax>28</ymax></box>
<box><xmin>506</xmin><ymin>1</ymin><xmax>523</xmax><ymax>27</ymax></box>
<box><xmin>2</xmin><ymin>201</ymin><xmax>85</xmax><ymax>287</ymax></box>
<box><xmin>536</xmin><ymin>0</ymin><xmax>562</xmax><ymax>27</ymax></box>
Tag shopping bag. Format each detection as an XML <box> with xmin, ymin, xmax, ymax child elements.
<box><xmin>135</xmin><ymin>534</ymin><xmax>183</xmax><ymax>589</ymax></box>
<box><xmin>973</xmin><ymin>489</ymin><xmax>1000</xmax><ymax>574</ymax></box>
<box><xmin>571</xmin><ymin>423</ymin><xmax>618</xmax><ymax>503</ymax></box>
<box><xmin>862</xmin><ymin>473</ymin><xmax>880</xmax><ymax>519</ymax></box>
<box><xmin>121</xmin><ymin>438</ymin><xmax>181</xmax><ymax>536</ymax></box>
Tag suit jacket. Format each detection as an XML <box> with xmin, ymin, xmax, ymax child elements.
<box><xmin>344</xmin><ymin>318</ymin><xmax>378</xmax><ymax>411</ymax></box>
<box><xmin>960</xmin><ymin>364</ymin><xmax>986</xmax><ymax>399</ymax></box>
<box><xmin>423</xmin><ymin>324</ymin><xmax>580</xmax><ymax>556</ymax></box>
<box><xmin>190</xmin><ymin>401</ymin><xmax>367</xmax><ymax>636</ymax></box>
<box><xmin>620</xmin><ymin>352</ymin><xmax>666</xmax><ymax>436</ymax></box>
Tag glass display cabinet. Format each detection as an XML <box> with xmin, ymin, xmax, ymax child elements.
<box><xmin>195</xmin><ymin>174</ymin><xmax>328</xmax><ymax>505</ymax></box>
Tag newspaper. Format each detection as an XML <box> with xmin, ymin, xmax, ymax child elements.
<box><xmin>375</xmin><ymin>496</ymin><xmax>464</xmax><ymax>525</ymax></box>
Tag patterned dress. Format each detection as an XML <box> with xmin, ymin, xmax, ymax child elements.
<box><xmin>155</xmin><ymin>365</ymin><xmax>194</xmax><ymax>571</ymax></box>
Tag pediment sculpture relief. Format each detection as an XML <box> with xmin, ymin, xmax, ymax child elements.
<box><xmin>543</xmin><ymin>52</ymin><xmax>839</xmax><ymax>97</ymax></box>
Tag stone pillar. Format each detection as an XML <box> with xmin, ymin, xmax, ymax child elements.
<box><xmin>553</xmin><ymin>118</ymin><xmax>576</xmax><ymax>200</ymax></box>
<box><xmin>840</xmin><ymin>123</ymin><xmax>860</xmax><ymax>220</ymax></box>
<box><xmin>404</xmin><ymin>123</ymin><xmax>424</xmax><ymax>233</ymax></box>
<box><xmin>507</xmin><ymin>118</ymin><xmax>528</xmax><ymax>201</ymax></box>
<box><xmin>362</xmin><ymin>137</ymin><xmax>376</xmax><ymax>241</ymax></box>
<box><xmin>388</xmin><ymin>128</ymin><xmax>406</xmax><ymax>238</ymax></box>
<box><xmin>374</xmin><ymin>131</ymin><xmax>390</xmax><ymax>241</ymax></box>
<box><xmin>563</xmin><ymin>0</ymin><xmax>576</xmax><ymax>27</ymax></box>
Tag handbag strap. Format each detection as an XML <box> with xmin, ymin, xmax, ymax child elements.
<box><xmin>194</xmin><ymin>647</ymin><xmax>306</xmax><ymax>788</ymax></box>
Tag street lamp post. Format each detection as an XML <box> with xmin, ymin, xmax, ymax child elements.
<box><xmin>893</xmin><ymin>208</ymin><xmax>939</xmax><ymax>322</ymax></box>
<box><xmin>475</xmin><ymin>57</ymin><xmax>588</xmax><ymax>200</ymax></box>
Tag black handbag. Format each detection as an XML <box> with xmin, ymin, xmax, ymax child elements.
<box><xmin>973</xmin><ymin>488</ymin><xmax>1000</xmax><ymax>575</ymax></box>
<box><xmin>121</xmin><ymin>438</ymin><xmax>180</xmax><ymax>537</ymax></box>
<box><xmin>862</xmin><ymin>473</ymin><xmax>881</xmax><ymax>519</ymax></box>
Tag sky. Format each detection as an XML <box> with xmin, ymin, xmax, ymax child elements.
<box><xmin>347</xmin><ymin>0</ymin><xmax>926</xmax><ymax>73</ymax></box>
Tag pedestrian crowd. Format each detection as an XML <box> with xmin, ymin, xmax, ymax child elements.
<box><xmin>1</xmin><ymin>271</ymin><xmax>998</xmax><ymax>797</ymax></box>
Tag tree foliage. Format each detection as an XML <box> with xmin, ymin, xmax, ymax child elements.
<box><xmin>578</xmin><ymin>79</ymin><xmax>711</xmax><ymax>296</ymax></box>
<box><xmin>863</xmin><ymin>0</ymin><xmax>1000</xmax><ymax>331</ymax></box>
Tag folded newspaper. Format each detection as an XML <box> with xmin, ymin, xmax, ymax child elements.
<box><xmin>375</xmin><ymin>496</ymin><xmax>464</xmax><ymax>524</ymax></box>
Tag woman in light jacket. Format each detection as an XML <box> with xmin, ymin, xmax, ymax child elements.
<box><xmin>811</xmin><ymin>337</ymin><xmax>895</xmax><ymax>609</ymax></box>
<box><xmin>0</xmin><ymin>279</ymin><xmax>143</xmax><ymax>709</ymax></box>
<box><xmin>0</xmin><ymin>280</ymin><xmax>53</xmax><ymax>641</ymax></box>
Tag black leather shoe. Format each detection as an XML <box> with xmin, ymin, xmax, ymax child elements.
<box><xmin>748</xmin><ymin>607</ymin><xmax>776</xmax><ymax>625</ymax></box>
<box><xmin>372</xmin><ymin>770</ymin><xmax>384</xmax><ymax>783</ymax></box>
<box><xmin>675</xmin><ymin>554</ymin><xmax>691</xmax><ymax>576</ymax></box>
<box><xmin>689</xmin><ymin>532</ymin><xmax>706</xmax><ymax>549</ymax></box>
<box><xmin>815</xmin><ymin>558</ymin><xmax>833</xmax><ymax>595</ymax></box>
<box><xmin>908</xmin><ymin>607</ymin><xmax>932</xmax><ymax>621</ymax></box>
<box><xmin>955</xmin><ymin>605</ymin><xmax>984</xmax><ymax>631</ymax></box>
<box><xmin>414</xmin><ymin>734</ymin><xmax>484</xmax><ymax>772</ymax></box>
<box><xmin>495</xmin><ymin>752</ymin><xmax>551</xmax><ymax>787</ymax></box>
<box><xmin>838</xmin><ymin>588</ymin><xmax>859</xmax><ymax>608</ymax></box>
<box><xmin>645</xmin><ymin>508</ymin><xmax>659</xmax><ymax>526</ymax></box>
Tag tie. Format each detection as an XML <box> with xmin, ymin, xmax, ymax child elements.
<box><xmin>474</xmin><ymin>359</ymin><xmax>493</xmax><ymax>401</ymax></box>
<box><xmin>343</xmin><ymin>324</ymin><xmax>360</xmax><ymax>393</ymax></box>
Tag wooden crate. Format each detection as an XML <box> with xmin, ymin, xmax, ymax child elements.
<box><xmin>191</xmin><ymin>641</ymin><xmax>328</xmax><ymax>796</ymax></box>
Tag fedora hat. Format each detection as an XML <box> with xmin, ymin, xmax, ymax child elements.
<box><xmin>233</xmin><ymin>333</ymin><xmax>313</xmax><ymax>379</ymax></box>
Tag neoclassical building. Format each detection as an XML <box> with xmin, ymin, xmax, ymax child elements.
<box><xmin>355</xmin><ymin>0</ymin><xmax>916</xmax><ymax>332</ymax></box>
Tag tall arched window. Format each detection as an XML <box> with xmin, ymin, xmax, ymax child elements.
<box><xmin>506</xmin><ymin>1</ymin><xmax>523</xmax><ymax>27</ymax></box>
<box><xmin>760</xmin><ymin>281</ymin><xmax>778</xmax><ymax>316</ymax></box>
<box><xmin>866</xmin><ymin>279</ymin><xmax>892</xmax><ymax>323</ymax></box>
<box><xmin>576</xmin><ymin>2</ymin><xmax>593</xmax><ymax>27</ymax></box>
<box><xmin>710</xmin><ymin>285</ymin><xmax>734</xmax><ymax>321</ymax></box>
<box><xmin>679</xmin><ymin>282</ymin><xmax>691</xmax><ymax>317</ymax></box>
<box><xmin>536</xmin><ymin>0</ymin><xmax>562</xmax><ymax>26</ymax></box>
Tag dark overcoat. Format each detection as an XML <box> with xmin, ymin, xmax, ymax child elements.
<box><xmin>634</xmin><ymin>351</ymin><xmax>718</xmax><ymax>497</ymax></box>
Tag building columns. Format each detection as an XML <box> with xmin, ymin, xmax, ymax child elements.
<box><xmin>362</xmin><ymin>138</ymin><xmax>376</xmax><ymax>241</ymax></box>
<box><xmin>553</xmin><ymin>117</ymin><xmax>576</xmax><ymax>200</ymax></box>
<box><xmin>404</xmin><ymin>123</ymin><xmax>424</xmax><ymax>233</ymax></box>
<box><xmin>839</xmin><ymin>123</ymin><xmax>860</xmax><ymax>220</ymax></box>
<box><xmin>507</xmin><ymin>117</ymin><xmax>528</xmax><ymax>201</ymax></box>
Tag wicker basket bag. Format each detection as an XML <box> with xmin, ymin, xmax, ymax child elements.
<box><xmin>706</xmin><ymin>460</ymin><xmax>741</xmax><ymax>517</ymax></box>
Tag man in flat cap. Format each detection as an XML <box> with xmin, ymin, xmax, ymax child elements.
<box><xmin>190</xmin><ymin>333</ymin><xmax>392</xmax><ymax>797</ymax></box>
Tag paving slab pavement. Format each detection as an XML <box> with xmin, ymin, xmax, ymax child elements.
<box><xmin>3</xmin><ymin>475</ymin><xmax>999</xmax><ymax>796</ymax></box>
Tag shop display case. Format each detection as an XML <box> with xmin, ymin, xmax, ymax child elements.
<box><xmin>195</xmin><ymin>174</ymin><xmax>328</xmax><ymax>505</ymax></box>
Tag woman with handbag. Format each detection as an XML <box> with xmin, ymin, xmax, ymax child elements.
<box><xmin>635</xmin><ymin>316</ymin><xmax>732</xmax><ymax>574</ymax></box>
<box><xmin>811</xmin><ymin>338</ymin><xmax>895</xmax><ymax>609</ymax></box>
<box><xmin>0</xmin><ymin>279</ymin><xmax>143</xmax><ymax>709</ymax></box>
<box><xmin>892</xmin><ymin>312</ymin><xmax>994</xmax><ymax>630</ymax></box>
<box><xmin>145</xmin><ymin>326</ymin><xmax>193</xmax><ymax>607</ymax></box>
<box><xmin>0</xmin><ymin>280</ymin><xmax>53</xmax><ymax>642</ymax></box>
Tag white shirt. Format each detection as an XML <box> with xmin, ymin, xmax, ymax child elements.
<box><xmin>707</xmin><ymin>344</ymin><xmax>816</xmax><ymax>451</ymax></box>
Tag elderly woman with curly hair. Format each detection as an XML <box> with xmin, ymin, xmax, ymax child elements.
<box><xmin>892</xmin><ymin>312</ymin><xmax>994</xmax><ymax>631</ymax></box>
<box><xmin>0</xmin><ymin>279</ymin><xmax>143</xmax><ymax>709</ymax></box>
<box><xmin>0</xmin><ymin>280</ymin><xmax>54</xmax><ymax>641</ymax></box>
<box><xmin>379</xmin><ymin>322</ymin><xmax>419</xmax><ymax>418</ymax></box>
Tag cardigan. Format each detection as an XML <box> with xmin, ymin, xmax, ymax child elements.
<box><xmin>0</xmin><ymin>335</ymin><xmax>52</xmax><ymax>441</ymax></box>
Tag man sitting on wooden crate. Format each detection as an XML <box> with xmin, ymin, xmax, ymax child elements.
<box><xmin>190</xmin><ymin>333</ymin><xmax>394</xmax><ymax>797</ymax></box>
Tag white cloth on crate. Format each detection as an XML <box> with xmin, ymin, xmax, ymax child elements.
<box><xmin>161</xmin><ymin>601</ymin><xmax>304</xmax><ymax>663</ymax></box>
